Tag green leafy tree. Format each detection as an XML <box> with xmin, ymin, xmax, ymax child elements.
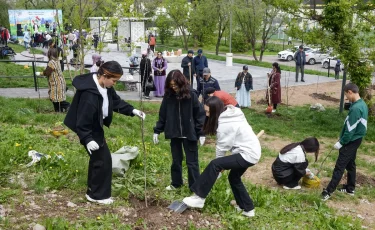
<box><xmin>155</xmin><ymin>14</ymin><xmax>174</xmax><ymax>45</ymax></box>
<box><xmin>0</xmin><ymin>0</ymin><xmax>10</xmax><ymax>29</ymax></box>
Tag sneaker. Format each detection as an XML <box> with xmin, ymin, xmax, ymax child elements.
<box><xmin>272</xmin><ymin>109</ymin><xmax>276</xmax><ymax>113</ymax></box>
<box><xmin>234</xmin><ymin>205</ymin><xmax>242</xmax><ymax>212</ymax></box>
<box><xmin>242</xmin><ymin>209</ymin><xmax>255</xmax><ymax>217</ymax></box>
<box><xmin>321</xmin><ymin>189</ymin><xmax>331</xmax><ymax>201</ymax></box>
<box><xmin>85</xmin><ymin>194</ymin><xmax>114</xmax><ymax>205</ymax></box>
<box><xmin>283</xmin><ymin>185</ymin><xmax>301</xmax><ymax>190</ymax></box>
<box><xmin>165</xmin><ymin>185</ymin><xmax>176</xmax><ymax>191</ymax></box>
<box><xmin>301</xmin><ymin>80</ymin><xmax>305</xmax><ymax>82</ymax></box>
<box><xmin>337</xmin><ymin>185</ymin><xmax>355</xmax><ymax>196</ymax></box>
<box><xmin>145</xmin><ymin>96</ymin><xmax>150</xmax><ymax>100</ymax></box>
<box><xmin>182</xmin><ymin>194</ymin><xmax>205</xmax><ymax>208</ymax></box>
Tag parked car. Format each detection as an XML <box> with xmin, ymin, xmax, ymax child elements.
<box><xmin>322</xmin><ymin>57</ymin><xmax>344</xmax><ymax>69</ymax></box>
<box><xmin>305</xmin><ymin>50</ymin><xmax>329</xmax><ymax>65</ymax></box>
<box><xmin>278</xmin><ymin>46</ymin><xmax>314</xmax><ymax>61</ymax></box>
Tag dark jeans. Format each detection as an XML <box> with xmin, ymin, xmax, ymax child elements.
<box><xmin>60</xmin><ymin>60</ymin><xmax>64</xmax><ymax>72</ymax></box>
<box><xmin>170</xmin><ymin>138</ymin><xmax>200</xmax><ymax>188</ymax></box>
<box><xmin>86</xmin><ymin>140</ymin><xmax>112</xmax><ymax>200</ymax></box>
<box><xmin>150</xmin><ymin>45</ymin><xmax>155</xmax><ymax>52</ymax></box>
<box><xmin>190</xmin><ymin>154</ymin><xmax>255</xmax><ymax>212</ymax></box>
<box><xmin>335</xmin><ymin>72</ymin><xmax>339</xmax><ymax>79</ymax></box>
<box><xmin>273</xmin><ymin>172</ymin><xmax>302</xmax><ymax>187</ymax></box>
<box><xmin>326</xmin><ymin>138</ymin><xmax>362</xmax><ymax>193</ymax></box>
<box><xmin>273</xmin><ymin>104</ymin><xmax>278</xmax><ymax>109</ymax></box>
<box><xmin>52</xmin><ymin>101</ymin><xmax>70</xmax><ymax>112</ymax></box>
<box><xmin>296</xmin><ymin>65</ymin><xmax>304</xmax><ymax>81</ymax></box>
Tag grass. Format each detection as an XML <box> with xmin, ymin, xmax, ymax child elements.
<box><xmin>0</xmin><ymin>96</ymin><xmax>374</xmax><ymax>228</ymax></box>
<box><xmin>7</xmin><ymin>43</ymin><xmax>44</xmax><ymax>55</ymax></box>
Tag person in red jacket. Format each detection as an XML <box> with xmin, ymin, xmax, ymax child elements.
<box><xmin>1</xmin><ymin>27</ymin><xmax>10</xmax><ymax>46</ymax></box>
<box><xmin>205</xmin><ymin>87</ymin><xmax>239</xmax><ymax>107</ymax></box>
<box><xmin>148</xmin><ymin>34</ymin><xmax>156</xmax><ymax>52</ymax></box>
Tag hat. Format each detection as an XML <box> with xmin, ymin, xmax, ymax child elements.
<box><xmin>205</xmin><ymin>87</ymin><xmax>216</xmax><ymax>94</ymax></box>
<box><xmin>197</xmin><ymin>49</ymin><xmax>203</xmax><ymax>54</ymax></box>
<box><xmin>299</xmin><ymin>45</ymin><xmax>304</xmax><ymax>49</ymax></box>
<box><xmin>203</xmin><ymin>67</ymin><xmax>211</xmax><ymax>75</ymax></box>
<box><xmin>243</xmin><ymin>65</ymin><xmax>248</xmax><ymax>70</ymax></box>
<box><xmin>142</xmin><ymin>50</ymin><xmax>147</xmax><ymax>55</ymax></box>
<box><xmin>188</xmin><ymin>50</ymin><xmax>194</xmax><ymax>54</ymax></box>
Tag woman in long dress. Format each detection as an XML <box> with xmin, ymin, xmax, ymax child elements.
<box><xmin>266</xmin><ymin>62</ymin><xmax>281</xmax><ymax>113</ymax></box>
<box><xmin>235</xmin><ymin>65</ymin><xmax>253</xmax><ymax>108</ymax></box>
<box><xmin>152</xmin><ymin>51</ymin><xmax>168</xmax><ymax>97</ymax></box>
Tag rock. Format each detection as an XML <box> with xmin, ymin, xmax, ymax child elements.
<box><xmin>310</xmin><ymin>103</ymin><xmax>325</xmax><ymax>111</ymax></box>
<box><xmin>357</xmin><ymin>214</ymin><xmax>365</xmax><ymax>220</ymax></box>
<box><xmin>67</xmin><ymin>202</ymin><xmax>77</xmax><ymax>208</ymax></box>
<box><xmin>189</xmin><ymin>215</ymin><xmax>193</xmax><ymax>220</ymax></box>
<box><xmin>33</xmin><ymin>224</ymin><xmax>46</xmax><ymax>230</ymax></box>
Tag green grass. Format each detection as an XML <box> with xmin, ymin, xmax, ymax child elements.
<box><xmin>8</xmin><ymin>43</ymin><xmax>44</xmax><ymax>55</ymax></box>
<box><xmin>0</xmin><ymin>96</ymin><xmax>374</xmax><ymax>228</ymax></box>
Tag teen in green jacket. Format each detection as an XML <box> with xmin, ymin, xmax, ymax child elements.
<box><xmin>322</xmin><ymin>83</ymin><xmax>368</xmax><ymax>201</ymax></box>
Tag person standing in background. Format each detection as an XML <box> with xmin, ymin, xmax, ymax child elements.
<box><xmin>194</xmin><ymin>49</ymin><xmax>208</xmax><ymax>85</ymax></box>
<box><xmin>235</xmin><ymin>65</ymin><xmax>253</xmax><ymax>108</ymax></box>
<box><xmin>152</xmin><ymin>51</ymin><xmax>168</xmax><ymax>97</ymax></box>
<box><xmin>294</xmin><ymin>45</ymin><xmax>306</xmax><ymax>82</ymax></box>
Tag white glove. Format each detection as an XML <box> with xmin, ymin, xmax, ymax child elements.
<box><xmin>86</xmin><ymin>141</ymin><xmax>99</xmax><ymax>155</ymax></box>
<box><xmin>35</xmin><ymin>72</ymin><xmax>41</xmax><ymax>76</ymax></box>
<box><xmin>153</xmin><ymin>134</ymin><xmax>159</xmax><ymax>144</ymax></box>
<box><xmin>309</xmin><ymin>172</ymin><xmax>315</xmax><ymax>179</ymax></box>
<box><xmin>132</xmin><ymin>109</ymin><xmax>146</xmax><ymax>120</ymax></box>
<box><xmin>334</xmin><ymin>142</ymin><xmax>342</xmax><ymax>150</ymax></box>
<box><xmin>199</xmin><ymin>136</ymin><xmax>205</xmax><ymax>146</ymax></box>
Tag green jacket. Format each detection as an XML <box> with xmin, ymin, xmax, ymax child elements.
<box><xmin>339</xmin><ymin>98</ymin><xmax>368</xmax><ymax>145</ymax></box>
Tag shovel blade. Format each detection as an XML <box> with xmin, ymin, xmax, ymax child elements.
<box><xmin>168</xmin><ymin>200</ymin><xmax>182</xmax><ymax>210</ymax></box>
<box><xmin>168</xmin><ymin>200</ymin><xmax>188</xmax><ymax>213</ymax></box>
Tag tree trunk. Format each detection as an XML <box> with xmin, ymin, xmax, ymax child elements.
<box><xmin>259</xmin><ymin>39</ymin><xmax>266</xmax><ymax>61</ymax></box>
<box><xmin>250</xmin><ymin>38</ymin><xmax>258</xmax><ymax>61</ymax></box>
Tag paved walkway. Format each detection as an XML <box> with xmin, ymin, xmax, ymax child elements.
<box><xmin>0</xmin><ymin>43</ymin><xmax>338</xmax><ymax>102</ymax></box>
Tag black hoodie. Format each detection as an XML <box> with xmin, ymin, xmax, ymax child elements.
<box><xmin>64</xmin><ymin>73</ymin><xmax>135</xmax><ymax>146</ymax></box>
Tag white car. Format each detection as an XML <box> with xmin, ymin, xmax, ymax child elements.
<box><xmin>322</xmin><ymin>57</ymin><xmax>344</xmax><ymax>69</ymax></box>
<box><xmin>305</xmin><ymin>50</ymin><xmax>329</xmax><ymax>65</ymax></box>
<box><xmin>278</xmin><ymin>46</ymin><xmax>314</xmax><ymax>61</ymax></box>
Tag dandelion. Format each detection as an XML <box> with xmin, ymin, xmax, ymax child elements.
<box><xmin>29</xmin><ymin>146</ymin><xmax>33</xmax><ymax>149</ymax></box>
<box><xmin>65</xmin><ymin>164</ymin><xmax>68</xmax><ymax>166</ymax></box>
<box><xmin>49</xmin><ymin>167</ymin><xmax>52</xmax><ymax>169</ymax></box>
<box><xmin>96</xmin><ymin>216</ymin><xmax>101</xmax><ymax>220</ymax></box>
<box><xmin>156</xmin><ymin>194</ymin><xmax>158</xmax><ymax>197</ymax></box>
<box><xmin>140</xmin><ymin>163</ymin><xmax>143</xmax><ymax>166</ymax></box>
<box><xmin>46</xmin><ymin>155</ymin><xmax>51</xmax><ymax>159</ymax></box>
<box><xmin>76</xmin><ymin>170</ymin><xmax>78</xmax><ymax>173</ymax></box>
<box><xmin>15</xmin><ymin>143</ymin><xmax>21</xmax><ymax>147</ymax></box>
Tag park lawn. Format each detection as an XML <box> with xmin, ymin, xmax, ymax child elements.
<box><xmin>7</xmin><ymin>43</ymin><xmax>44</xmax><ymax>55</ymax></box>
<box><xmin>0</xmin><ymin>96</ymin><xmax>374</xmax><ymax>229</ymax></box>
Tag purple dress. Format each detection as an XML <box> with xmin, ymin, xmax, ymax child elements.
<box><xmin>152</xmin><ymin>57</ymin><xmax>168</xmax><ymax>97</ymax></box>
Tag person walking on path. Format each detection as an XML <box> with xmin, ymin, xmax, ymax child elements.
<box><xmin>266</xmin><ymin>62</ymin><xmax>282</xmax><ymax>113</ymax></box>
<box><xmin>39</xmin><ymin>48</ymin><xmax>70</xmax><ymax>112</ymax></box>
<box><xmin>235</xmin><ymin>65</ymin><xmax>253</xmax><ymax>108</ymax></box>
<box><xmin>153</xmin><ymin>70</ymin><xmax>206</xmax><ymax>191</ymax></box>
<box><xmin>294</xmin><ymin>45</ymin><xmax>306</xmax><ymax>82</ymax></box>
<box><xmin>322</xmin><ymin>83</ymin><xmax>368</xmax><ymax>201</ymax></box>
<box><xmin>194</xmin><ymin>49</ymin><xmax>208</xmax><ymax>84</ymax></box>
<box><xmin>334</xmin><ymin>60</ymin><xmax>341</xmax><ymax>79</ymax></box>
<box><xmin>152</xmin><ymin>51</ymin><xmax>168</xmax><ymax>97</ymax></box>
<box><xmin>64</xmin><ymin>61</ymin><xmax>146</xmax><ymax>205</ymax></box>
<box><xmin>182</xmin><ymin>96</ymin><xmax>261</xmax><ymax>218</ymax></box>
<box><xmin>140</xmin><ymin>50</ymin><xmax>153</xmax><ymax>99</ymax></box>
<box><xmin>23</xmin><ymin>29</ymin><xmax>31</xmax><ymax>50</ymax></box>
<box><xmin>272</xmin><ymin>137</ymin><xmax>320</xmax><ymax>190</ymax></box>
<box><xmin>148</xmin><ymin>34</ymin><xmax>156</xmax><ymax>52</ymax></box>
<box><xmin>90</xmin><ymin>54</ymin><xmax>103</xmax><ymax>73</ymax></box>
<box><xmin>181</xmin><ymin>50</ymin><xmax>196</xmax><ymax>86</ymax></box>
<box><xmin>197</xmin><ymin>67</ymin><xmax>220</xmax><ymax>103</ymax></box>
<box><xmin>205</xmin><ymin>87</ymin><xmax>239</xmax><ymax>107</ymax></box>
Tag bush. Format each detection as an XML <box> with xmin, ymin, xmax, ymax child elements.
<box><xmin>232</xmin><ymin>32</ymin><xmax>250</xmax><ymax>52</ymax></box>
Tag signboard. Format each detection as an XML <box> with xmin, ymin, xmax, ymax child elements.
<box><xmin>8</xmin><ymin>10</ymin><xmax>63</xmax><ymax>38</ymax></box>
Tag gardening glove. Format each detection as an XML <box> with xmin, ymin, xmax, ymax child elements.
<box><xmin>334</xmin><ymin>141</ymin><xmax>342</xmax><ymax>150</ymax></box>
<box><xmin>35</xmin><ymin>72</ymin><xmax>41</xmax><ymax>76</ymax></box>
<box><xmin>132</xmin><ymin>109</ymin><xmax>146</xmax><ymax>120</ymax></box>
<box><xmin>86</xmin><ymin>141</ymin><xmax>99</xmax><ymax>155</ymax></box>
<box><xmin>199</xmin><ymin>136</ymin><xmax>206</xmax><ymax>146</ymax></box>
<box><xmin>153</xmin><ymin>134</ymin><xmax>159</xmax><ymax>144</ymax></box>
<box><xmin>308</xmin><ymin>172</ymin><xmax>315</xmax><ymax>179</ymax></box>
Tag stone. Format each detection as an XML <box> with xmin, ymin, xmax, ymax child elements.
<box><xmin>67</xmin><ymin>202</ymin><xmax>77</xmax><ymax>208</ymax></box>
<box><xmin>33</xmin><ymin>224</ymin><xmax>46</xmax><ymax>230</ymax></box>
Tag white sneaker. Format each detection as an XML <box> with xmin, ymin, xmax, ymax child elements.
<box><xmin>85</xmin><ymin>194</ymin><xmax>114</xmax><ymax>205</ymax></box>
<box><xmin>234</xmin><ymin>205</ymin><xmax>242</xmax><ymax>212</ymax></box>
<box><xmin>272</xmin><ymin>109</ymin><xmax>276</xmax><ymax>113</ymax></box>
<box><xmin>182</xmin><ymin>194</ymin><xmax>205</xmax><ymax>208</ymax></box>
<box><xmin>283</xmin><ymin>185</ymin><xmax>301</xmax><ymax>190</ymax></box>
<box><xmin>165</xmin><ymin>185</ymin><xmax>176</xmax><ymax>191</ymax></box>
<box><xmin>242</xmin><ymin>209</ymin><xmax>255</xmax><ymax>217</ymax></box>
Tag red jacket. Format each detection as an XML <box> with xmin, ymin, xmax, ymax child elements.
<box><xmin>1</xmin><ymin>29</ymin><xmax>10</xmax><ymax>40</ymax></box>
<box><xmin>149</xmin><ymin>37</ymin><xmax>156</xmax><ymax>46</ymax></box>
<box><xmin>213</xmin><ymin>90</ymin><xmax>238</xmax><ymax>106</ymax></box>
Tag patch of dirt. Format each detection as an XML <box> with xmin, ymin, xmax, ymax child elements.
<box><xmin>243</xmin><ymin>157</ymin><xmax>278</xmax><ymax>188</ymax></box>
<box><xmin>251</xmin><ymin>81</ymin><xmax>346</xmax><ymax>107</ymax></box>
<box><xmin>359</xmin><ymin>155</ymin><xmax>375</xmax><ymax>165</ymax></box>
<box><xmin>356</xmin><ymin>172</ymin><xmax>375</xmax><ymax>187</ymax></box>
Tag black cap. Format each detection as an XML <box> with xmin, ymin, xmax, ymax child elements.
<box><xmin>188</xmin><ymin>50</ymin><xmax>194</xmax><ymax>54</ymax></box>
<box><xmin>243</xmin><ymin>65</ymin><xmax>248</xmax><ymax>70</ymax></box>
<box><xmin>299</xmin><ymin>45</ymin><xmax>304</xmax><ymax>49</ymax></box>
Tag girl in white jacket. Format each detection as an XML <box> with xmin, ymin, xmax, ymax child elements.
<box><xmin>182</xmin><ymin>96</ymin><xmax>261</xmax><ymax>217</ymax></box>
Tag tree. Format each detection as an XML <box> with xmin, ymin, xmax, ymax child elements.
<box><xmin>213</xmin><ymin>0</ymin><xmax>230</xmax><ymax>55</ymax></box>
<box><xmin>164</xmin><ymin>0</ymin><xmax>191</xmax><ymax>50</ymax></box>
<box><xmin>155</xmin><ymin>14</ymin><xmax>174</xmax><ymax>45</ymax></box>
<box><xmin>0</xmin><ymin>0</ymin><xmax>10</xmax><ymax>29</ymax></box>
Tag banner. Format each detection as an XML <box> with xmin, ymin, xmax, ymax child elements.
<box><xmin>8</xmin><ymin>10</ymin><xmax>63</xmax><ymax>38</ymax></box>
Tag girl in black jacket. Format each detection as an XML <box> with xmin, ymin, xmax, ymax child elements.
<box><xmin>64</xmin><ymin>61</ymin><xmax>146</xmax><ymax>204</ymax></box>
<box><xmin>272</xmin><ymin>137</ymin><xmax>320</xmax><ymax>190</ymax></box>
<box><xmin>153</xmin><ymin>70</ymin><xmax>206</xmax><ymax>191</ymax></box>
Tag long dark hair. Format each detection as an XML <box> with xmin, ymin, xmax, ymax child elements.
<box><xmin>203</xmin><ymin>96</ymin><xmax>225</xmax><ymax>135</ymax></box>
<box><xmin>164</xmin><ymin>70</ymin><xmax>191</xmax><ymax>99</ymax></box>
<box><xmin>98</xmin><ymin>61</ymin><xmax>123</xmax><ymax>79</ymax></box>
<box><xmin>280</xmin><ymin>137</ymin><xmax>320</xmax><ymax>162</ymax></box>
<box><xmin>272</xmin><ymin>62</ymin><xmax>281</xmax><ymax>74</ymax></box>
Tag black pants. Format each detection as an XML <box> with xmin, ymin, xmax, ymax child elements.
<box><xmin>60</xmin><ymin>60</ymin><xmax>64</xmax><ymax>72</ymax></box>
<box><xmin>273</xmin><ymin>104</ymin><xmax>278</xmax><ymax>109</ymax></box>
<box><xmin>170</xmin><ymin>138</ymin><xmax>200</xmax><ymax>188</ymax></box>
<box><xmin>86</xmin><ymin>140</ymin><xmax>112</xmax><ymax>200</ymax></box>
<box><xmin>326</xmin><ymin>138</ymin><xmax>362</xmax><ymax>193</ymax></box>
<box><xmin>52</xmin><ymin>101</ymin><xmax>70</xmax><ymax>112</ymax></box>
<box><xmin>150</xmin><ymin>45</ymin><xmax>155</xmax><ymax>52</ymax></box>
<box><xmin>273</xmin><ymin>172</ymin><xmax>302</xmax><ymax>187</ymax></box>
<box><xmin>190</xmin><ymin>154</ymin><xmax>255</xmax><ymax>212</ymax></box>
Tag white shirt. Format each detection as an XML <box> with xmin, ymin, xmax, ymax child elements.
<box><xmin>93</xmin><ymin>74</ymin><xmax>108</xmax><ymax>118</ymax></box>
